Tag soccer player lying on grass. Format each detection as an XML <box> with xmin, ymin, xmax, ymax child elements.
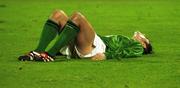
<box><xmin>18</xmin><ymin>10</ymin><xmax>152</xmax><ymax>62</ymax></box>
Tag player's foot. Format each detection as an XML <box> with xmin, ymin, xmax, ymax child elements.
<box><xmin>18</xmin><ymin>51</ymin><xmax>54</xmax><ymax>62</ymax></box>
<box><xmin>133</xmin><ymin>31</ymin><xmax>152</xmax><ymax>54</ymax></box>
<box><xmin>18</xmin><ymin>51</ymin><xmax>37</xmax><ymax>61</ymax></box>
<box><xmin>33</xmin><ymin>52</ymin><xmax>54</xmax><ymax>62</ymax></box>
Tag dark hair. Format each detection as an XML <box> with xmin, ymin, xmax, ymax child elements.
<box><xmin>143</xmin><ymin>43</ymin><xmax>153</xmax><ymax>54</ymax></box>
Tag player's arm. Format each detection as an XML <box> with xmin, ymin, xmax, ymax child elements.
<box><xmin>91</xmin><ymin>53</ymin><xmax>106</xmax><ymax>61</ymax></box>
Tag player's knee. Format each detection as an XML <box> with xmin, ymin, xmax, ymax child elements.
<box><xmin>50</xmin><ymin>10</ymin><xmax>68</xmax><ymax>22</ymax></box>
<box><xmin>71</xmin><ymin>12</ymin><xmax>85</xmax><ymax>21</ymax></box>
<box><xmin>71</xmin><ymin>12</ymin><xmax>85</xmax><ymax>25</ymax></box>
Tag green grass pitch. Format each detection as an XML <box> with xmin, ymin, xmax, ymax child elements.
<box><xmin>0</xmin><ymin>0</ymin><xmax>179</xmax><ymax>88</ymax></box>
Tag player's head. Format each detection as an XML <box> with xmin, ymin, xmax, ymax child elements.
<box><xmin>133</xmin><ymin>31</ymin><xmax>153</xmax><ymax>54</ymax></box>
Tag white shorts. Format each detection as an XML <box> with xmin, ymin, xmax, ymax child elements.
<box><xmin>59</xmin><ymin>34</ymin><xmax>106</xmax><ymax>58</ymax></box>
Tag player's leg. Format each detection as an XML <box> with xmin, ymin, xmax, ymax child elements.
<box><xmin>71</xmin><ymin>12</ymin><xmax>106</xmax><ymax>60</ymax></box>
<box><xmin>47</xmin><ymin>17</ymin><xmax>81</xmax><ymax>57</ymax></box>
<box><xmin>46</xmin><ymin>12</ymin><xmax>95</xmax><ymax>57</ymax></box>
<box><xmin>35</xmin><ymin>10</ymin><xmax>68</xmax><ymax>52</ymax></box>
<box><xmin>18</xmin><ymin>10</ymin><xmax>69</xmax><ymax>61</ymax></box>
<box><xmin>34</xmin><ymin>14</ymin><xmax>96</xmax><ymax>61</ymax></box>
<box><xmin>71</xmin><ymin>12</ymin><xmax>95</xmax><ymax>55</ymax></box>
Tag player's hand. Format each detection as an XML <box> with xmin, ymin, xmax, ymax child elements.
<box><xmin>91</xmin><ymin>53</ymin><xmax>106</xmax><ymax>61</ymax></box>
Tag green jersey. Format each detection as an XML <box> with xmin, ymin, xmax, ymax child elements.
<box><xmin>99</xmin><ymin>35</ymin><xmax>144</xmax><ymax>59</ymax></box>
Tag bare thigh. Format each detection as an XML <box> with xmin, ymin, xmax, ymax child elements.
<box><xmin>71</xmin><ymin>12</ymin><xmax>95</xmax><ymax>54</ymax></box>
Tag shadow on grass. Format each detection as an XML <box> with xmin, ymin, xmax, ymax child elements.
<box><xmin>0</xmin><ymin>20</ymin><xmax>5</xmax><ymax>24</ymax></box>
<box><xmin>118</xmin><ymin>54</ymin><xmax>163</xmax><ymax>64</ymax></box>
<box><xmin>54</xmin><ymin>56</ymin><xmax>92</xmax><ymax>63</ymax></box>
<box><xmin>0</xmin><ymin>4</ymin><xmax>7</xmax><ymax>8</ymax></box>
<box><xmin>13</xmin><ymin>54</ymin><xmax>160</xmax><ymax>63</ymax></box>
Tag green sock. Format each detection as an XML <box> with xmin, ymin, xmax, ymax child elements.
<box><xmin>48</xmin><ymin>20</ymin><xmax>80</xmax><ymax>56</ymax></box>
<box><xmin>35</xmin><ymin>20</ymin><xmax>60</xmax><ymax>52</ymax></box>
